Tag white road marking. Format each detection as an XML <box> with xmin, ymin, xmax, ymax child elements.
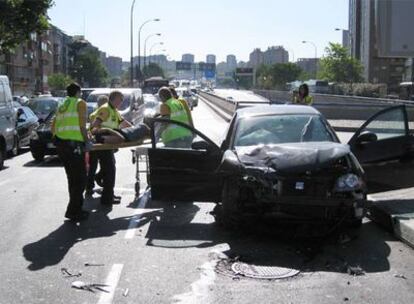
<box><xmin>124</xmin><ymin>190</ymin><xmax>150</xmax><ymax>239</ymax></box>
<box><xmin>97</xmin><ymin>263</ymin><xmax>124</xmax><ymax>304</ymax></box>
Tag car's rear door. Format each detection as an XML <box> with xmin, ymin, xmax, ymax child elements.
<box><xmin>148</xmin><ymin>118</ymin><xmax>223</xmax><ymax>202</ymax></box>
<box><xmin>348</xmin><ymin>105</ymin><xmax>414</xmax><ymax>192</ymax></box>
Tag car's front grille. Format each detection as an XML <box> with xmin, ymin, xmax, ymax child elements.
<box><xmin>279</xmin><ymin>177</ymin><xmax>333</xmax><ymax>198</ymax></box>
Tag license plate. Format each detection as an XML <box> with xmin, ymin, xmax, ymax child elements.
<box><xmin>47</xmin><ymin>143</ymin><xmax>55</xmax><ymax>149</ymax></box>
<box><xmin>295</xmin><ymin>182</ymin><xmax>305</xmax><ymax>190</ymax></box>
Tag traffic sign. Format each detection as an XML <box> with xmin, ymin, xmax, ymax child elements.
<box><xmin>176</xmin><ymin>61</ymin><xmax>192</xmax><ymax>71</ymax></box>
<box><xmin>205</xmin><ymin>70</ymin><xmax>216</xmax><ymax>78</ymax></box>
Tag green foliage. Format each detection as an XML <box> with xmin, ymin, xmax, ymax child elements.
<box><xmin>0</xmin><ymin>0</ymin><xmax>54</xmax><ymax>54</ymax></box>
<box><xmin>256</xmin><ymin>63</ymin><xmax>302</xmax><ymax>89</ymax></box>
<box><xmin>48</xmin><ymin>73</ymin><xmax>73</xmax><ymax>91</ymax></box>
<box><xmin>318</xmin><ymin>42</ymin><xmax>364</xmax><ymax>83</ymax></box>
<box><xmin>70</xmin><ymin>46</ymin><xmax>108</xmax><ymax>87</ymax></box>
<box><xmin>143</xmin><ymin>63</ymin><xmax>165</xmax><ymax>79</ymax></box>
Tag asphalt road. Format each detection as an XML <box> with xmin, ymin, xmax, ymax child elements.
<box><xmin>0</xmin><ymin>100</ymin><xmax>413</xmax><ymax>304</ymax></box>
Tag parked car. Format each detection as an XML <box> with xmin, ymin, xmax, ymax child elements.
<box><xmin>147</xmin><ymin>104</ymin><xmax>414</xmax><ymax>231</ymax></box>
<box><xmin>175</xmin><ymin>87</ymin><xmax>194</xmax><ymax>110</ymax></box>
<box><xmin>13</xmin><ymin>95</ymin><xmax>29</xmax><ymax>105</ymax></box>
<box><xmin>86</xmin><ymin>88</ymin><xmax>145</xmax><ymax>124</ymax></box>
<box><xmin>0</xmin><ymin>75</ymin><xmax>18</xmax><ymax>168</ymax></box>
<box><xmin>27</xmin><ymin>97</ymin><xmax>63</xmax><ymax>121</ymax></box>
<box><xmin>15</xmin><ymin>106</ymin><xmax>39</xmax><ymax>150</ymax></box>
<box><xmin>29</xmin><ymin>111</ymin><xmax>56</xmax><ymax>162</ymax></box>
<box><xmin>143</xmin><ymin>94</ymin><xmax>161</xmax><ymax>119</ymax></box>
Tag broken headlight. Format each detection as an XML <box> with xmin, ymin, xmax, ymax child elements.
<box><xmin>334</xmin><ymin>173</ymin><xmax>362</xmax><ymax>192</ymax></box>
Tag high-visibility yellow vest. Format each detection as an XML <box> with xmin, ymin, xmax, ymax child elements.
<box><xmin>161</xmin><ymin>98</ymin><xmax>192</xmax><ymax>143</ymax></box>
<box><xmin>97</xmin><ymin>102</ymin><xmax>122</xmax><ymax>129</ymax></box>
<box><xmin>55</xmin><ymin>97</ymin><xmax>84</xmax><ymax>142</ymax></box>
<box><xmin>294</xmin><ymin>95</ymin><xmax>313</xmax><ymax>105</ymax></box>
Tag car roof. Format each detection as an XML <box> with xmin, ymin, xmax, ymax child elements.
<box><xmin>236</xmin><ymin>104</ymin><xmax>321</xmax><ymax>118</ymax></box>
<box><xmin>90</xmin><ymin>88</ymin><xmax>141</xmax><ymax>95</ymax></box>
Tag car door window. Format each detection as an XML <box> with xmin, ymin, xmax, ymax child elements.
<box><xmin>357</xmin><ymin>106</ymin><xmax>407</xmax><ymax>140</ymax></box>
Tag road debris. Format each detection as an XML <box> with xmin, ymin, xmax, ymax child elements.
<box><xmin>394</xmin><ymin>274</ymin><xmax>407</xmax><ymax>279</ymax></box>
<box><xmin>71</xmin><ymin>280</ymin><xmax>109</xmax><ymax>293</ymax></box>
<box><xmin>61</xmin><ymin>268</ymin><xmax>82</xmax><ymax>278</ymax></box>
<box><xmin>123</xmin><ymin>288</ymin><xmax>129</xmax><ymax>297</ymax></box>
<box><xmin>343</xmin><ymin>297</ymin><xmax>349</xmax><ymax>301</ymax></box>
<box><xmin>84</xmin><ymin>263</ymin><xmax>105</xmax><ymax>267</ymax></box>
<box><xmin>346</xmin><ymin>265</ymin><xmax>365</xmax><ymax>276</ymax></box>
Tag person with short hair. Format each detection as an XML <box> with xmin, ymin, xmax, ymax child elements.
<box><xmin>86</xmin><ymin>95</ymin><xmax>110</xmax><ymax>195</ymax></box>
<box><xmin>53</xmin><ymin>82</ymin><xmax>90</xmax><ymax>221</ymax></box>
<box><xmin>158</xmin><ymin>87</ymin><xmax>193</xmax><ymax>148</ymax></box>
<box><xmin>90</xmin><ymin>90</ymin><xmax>132</xmax><ymax>206</ymax></box>
<box><xmin>169</xmin><ymin>86</ymin><xmax>194</xmax><ymax>127</ymax></box>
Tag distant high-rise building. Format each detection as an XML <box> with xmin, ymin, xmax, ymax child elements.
<box><xmin>206</xmin><ymin>54</ymin><xmax>216</xmax><ymax>64</ymax></box>
<box><xmin>106</xmin><ymin>56</ymin><xmax>123</xmax><ymax>77</ymax></box>
<box><xmin>249</xmin><ymin>48</ymin><xmax>264</xmax><ymax>68</ymax></box>
<box><xmin>296</xmin><ymin>58</ymin><xmax>319</xmax><ymax>77</ymax></box>
<box><xmin>349</xmin><ymin>0</ymin><xmax>406</xmax><ymax>87</ymax></box>
<box><xmin>226</xmin><ymin>54</ymin><xmax>237</xmax><ymax>72</ymax></box>
<box><xmin>341</xmin><ymin>30</ymin><xmax>350</xmax><ymax>52</ymax></box>
<box><xmin>182</xmin><ymin>53</ymin><xmax>194</xmax><ymax>63</ymax></box>
<box><xmin>263</xmin><ymin>46</ymin><xmax>289</xmax><ymax>65</ymax></box>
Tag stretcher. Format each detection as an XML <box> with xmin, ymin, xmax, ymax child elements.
<box><xmin>91</xmin><ymin>140</ymin><xmax>144</xmax><ymax>151</ymax></box>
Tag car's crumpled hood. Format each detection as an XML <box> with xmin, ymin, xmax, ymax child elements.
<box><xmin>236</xmin><ymin>142</ymin><xmax>350</xmax><ymax>174</ymax></box>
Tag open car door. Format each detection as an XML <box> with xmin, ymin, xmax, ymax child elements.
<box><xmin>348</xmin><ymin>105</ymin><xmax>414</xmax><ymax>192</ymax></box>
<box><xmin>148</xmin><ymin>118</ymin><xmax>223</xmax><ymax>202</ymax></box>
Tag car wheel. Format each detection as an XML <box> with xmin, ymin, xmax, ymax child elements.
<box><xmin>31</xmin><ymin>148</ymin><xmax>45</xmax><ymax>162</ymax></box>
<box><xmin>9</xmin><ymin>136</ymin><xmax>19</xmax><ymax>157</ymax></box>
<box><xmin>0</xmin><ymin>147</ymin><xmax>4</xmax><ymax>170</ymax></box>
<box><xmin>214</xmin><ymin>178</ymin><xmax>242</xmax><ymax>229</ymax></box>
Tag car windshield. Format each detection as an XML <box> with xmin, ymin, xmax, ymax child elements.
<box><xmin>27</xmin><ymin>98</ymin><xmax>58</xmax><ymax>114</ymax></box>
<box><xmin>87</xmin><ymin>93</ymin><xmax>131</xmax><ymax>111</ymax></box>
<box><xmin>234</xmin><ymin>114</ymin><xmax>333</xmax><ymax>147</ymax></box>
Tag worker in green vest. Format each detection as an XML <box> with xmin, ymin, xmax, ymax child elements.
<box><xmin>53</xmin><ymin>82</ymin><xmax>91</xmax><ymax>221</ymax></box>
<box><xmin>90</xmin><ymin>90</ymin><xmax>132</xmax><ymax>206</ymax></box>
<box><xmin>158</xmin><ymin>87</ymin><xmax>193</xmax><ymax>148</ymax></box>
<box><xmin>86</xmin><ymin>95</ymin><xmax>109</xmax><ymax>195</ymax></box>
<box><xmin>294</xmin><ymin>83</ymin><xmax>314</xmax><ymax>105</ymax></box>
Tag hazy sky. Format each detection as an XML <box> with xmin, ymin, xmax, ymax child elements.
<box><xmin>48</xmin><ymin>0</ymin><xmax>349</xmax><ymax>63</ymax></box>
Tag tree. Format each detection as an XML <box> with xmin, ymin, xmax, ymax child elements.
<box><xmin>142</xmin><ymin>63</ymin><xmax>164</xmax><ymax>79</ymax></box>
<box><xmin>48</xmin><ymin>73</ymin><xmax>73</xmax><ymax>91</ymax></box>
<box><xmin>70</xmin><ymin>46</ymin><xmax>108</xmax><ymax>87</ymax></box>
<box><xmin>256</xmin><ymin>63</ymin><xmax>302</xmax><ymax>89</ymax></box>
<box><xmin>0</xmin><ymin>0</ymin><xmax>53</xmax><ymax>54</ymax></box>
<box><xmin>318</xmin><ymin>42</ymin><xmax>364</xmax><ymax>83</ymax></box>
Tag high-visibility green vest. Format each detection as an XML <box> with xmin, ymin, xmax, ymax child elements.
<box><xmin>98</xmin><ymin>102</ymin><xmax>122</xmax><ymax>129</ymax></box>
<box><xmin>55</xmin><ymin>97</ymin><xmax>84</xmax><ymax>142</ymax></box>
<box><xmin>161</xmin><ymin>98</ymin><xmax>192</xmax><ymax>143</ymax></box>
<box><xmin>294</xmin><ymin>95</ymin><xmax>313</xmax><ymax>105</ymax></box>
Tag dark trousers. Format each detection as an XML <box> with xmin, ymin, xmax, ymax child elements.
<box><xmin>56</xmin><ymin>141</ymin><xmax>86</xmax><ymax>215</ymax></box>
<box><xmin>95</xmin><ymin>150</ymin><xmax>116</xmax><ymax>204</ymax></box>
<box><xmin>86</xmin><ymin>151</ymin><xmax>100</xmax><ymax>191</ymax></box>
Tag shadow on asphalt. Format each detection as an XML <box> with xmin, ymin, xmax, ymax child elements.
<box><xmin>140</xmin><ymin>199</ymin><xmax>393</xmax><ymax>275</ymax></box>
<box><xmin>22</xmin><ymin>195</ymin><xmax>139</xmax><ymax>271</ymax></box>
<box><xmin>23</xmin><ymin>156</ymin><xmax>62</xmax><ymax>167</ymax></box>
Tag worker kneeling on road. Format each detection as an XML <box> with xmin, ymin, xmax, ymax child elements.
<box><xmin>53</xmin><ymin>83</ymin><xmax>91</xmax><ymax>221</ymax></box>
<box><xmin>158</xmin><ymin>87</ymin><xmax>193</xmax><ymax>148</ymax></box>
<box><xmin>90</xmin><ymin>90</ymin><xmax>132</xmax><ymax>206</ymax></box>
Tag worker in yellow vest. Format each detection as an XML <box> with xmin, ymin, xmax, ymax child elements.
<box><xmin>90</xmin><ymin>90</ymin><xmax>132</xmax><ymax>206</ymax></box>
<box><xmin>169</xmin><ymin>86</ymin><xmax>194</xmax><ymax>127</ymax></box>
<box><xmin>53</xmin><ymin>83</ymin><xmax>91</xmax><ymax>221</ymax></box>
<box><xmin>85</xmin><ymin>95</ymin><xmax>109</xmax><ymax>195</ymax></box>
<box><xmin>158</xmin><ymin>87</ymin><xmax>193</xmax><ymax>148</ymax></box>
<box><xmin>294</xmin><ymin>83</ymin><xmax>314</xmax><ymax>105</ymax></box>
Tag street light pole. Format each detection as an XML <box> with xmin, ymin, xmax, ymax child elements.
<box><xmin>144</xmin><ymin>33</ymin><xmax>161</xmax><ymax>70</ymax></box>
<box><xmin>130</xmin><ymin>0</ymin><xmax>136</xmax><ymax>87</ymax></box>
<box><xmin>302</xmin><ymin>40</ymin><xmax>318</xmax><ymax>77</ymax></box>
<box><xmin>138</xmin><ymin>18</ymin><xmax>160</xmax><ymax>81</ymax></box>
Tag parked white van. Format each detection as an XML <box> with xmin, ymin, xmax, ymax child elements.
<box><xmin>0</xmin><ymin>75</ymin><xmax>17</xmax><ymax>169</ymax></box>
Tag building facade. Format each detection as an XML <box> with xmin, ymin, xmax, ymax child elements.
<box><xmin>182</xmin><ymin>53</ymin><xmax>195</xmax><ymax>63</ymax></box>
<box><xmin>249</xmin><ymin>48</ymin><xmax>264</xmax><ymax>68</ymax></box>
<box><xmin>226</xmin><ymin>54</ymin><xmax>237</xmax><ymax>72</ymax></box>
<box><xmin>263</xmin><ymin>46</ymin><xmax>289</xmax><ymax>65</ymax></box>
<box><xmin>296</xmin><ymin>58</ymin><xmax>319</xmax><ymax>77</ymax></box>
<box><xmin>206</xmin><ymin>54</ymin><xmax>216</xmax><ymax>64</ymax></box>
<box><xmin>106</xmin><ymin>56</ymin><xmax>122</xmax><ymax>77</ymax></box>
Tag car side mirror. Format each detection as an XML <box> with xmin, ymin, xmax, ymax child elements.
<box><xmin>357</xmin><ymin>131</ymin><xmax>378</xmax><ymax>144</ymax></box>
<box><xmin>191</xmin><ymin>140</ymin><xmax>210</xmax><ymax>151</ymax></box>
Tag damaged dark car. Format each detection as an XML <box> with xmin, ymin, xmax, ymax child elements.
<box><xmin>147</xmin><ymin>105</ymin><xmax>414</xmax><ymax>230</ymax></box>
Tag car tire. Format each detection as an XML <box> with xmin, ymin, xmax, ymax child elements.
<box><xmin>9</xmin><ymin>136</ymin><xmax>19</xmax><ymax>157</ymax></box>
<box><xmin>31</xmin><ymin>148</ymin><xmax>45</xmax><ymax>162</ymax></box>
<box><xmin>215</xmin><ymin>178</ymin><xmax>242</xmax><ymax>229</ymax></box>
<box><xmin>0</xmin><ymin>147</ymin><xmax>4</xmax><ymax>170</ymax></box>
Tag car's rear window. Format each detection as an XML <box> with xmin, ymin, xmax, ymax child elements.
<box><xmin>234</xmin><ymin>114</ymin><xmax>333</xmax><ymax>147</ymax></box>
